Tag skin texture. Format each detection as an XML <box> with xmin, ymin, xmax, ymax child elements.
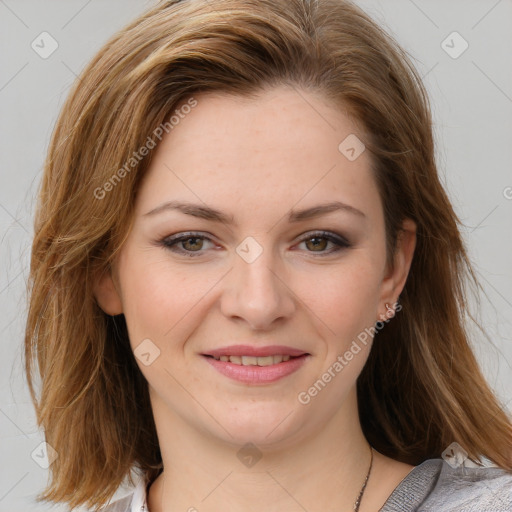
<box><xmin>94</xmin><ymin>85</ymin><xmax>417</xmax><ymax>511</ymax></box>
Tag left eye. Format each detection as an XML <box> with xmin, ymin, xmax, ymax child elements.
<box><xmin>301</xmin><ymin>233</ymin><xmax>349</xmax><ymax>254</ymax></box>
<box><xmin>295</xmin><ymin>231</ymin><xmax>350</xmax><ymax>255</ymax></box>
<box><xmin>160</xmin><ymin>231</ymin><xmax>350</xmax><ymax>257</ymax></box>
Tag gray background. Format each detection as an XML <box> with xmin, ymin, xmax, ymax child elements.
<box><xmin>1</xmin><ymin>0</ymin><xmax>511</xmax><ymax>510</ymax></box>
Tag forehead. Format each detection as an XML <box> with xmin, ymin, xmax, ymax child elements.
<box><xmin>135</xmin><ymin>86</ymin><xmax>381</xmax><ymax>224</ymax></box>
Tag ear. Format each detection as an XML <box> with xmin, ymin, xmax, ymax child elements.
<box><xmin>92</xmin><ymin>267</ymin><xmax>123</xmax><ymax>316</ymax></box>
<box><xmin>378</xmin><ymin>218</ymin><xmax>416</xmax><ymax>320</ymax></box>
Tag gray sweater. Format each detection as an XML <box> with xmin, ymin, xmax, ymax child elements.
<box><xmin>380</xmin><ymin>458</ymin><xmax>512</xmax><ymax>511</ymax></box>
<box><xmin>100</xmin><ymin>458</ymin><xmax>512</xmax><ymax>511</ymax></box>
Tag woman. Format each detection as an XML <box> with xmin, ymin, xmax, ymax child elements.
<box><xmin>24</xmin><ymin>0</ymin><xmax>512</xmax><ymax>511</ymax></box>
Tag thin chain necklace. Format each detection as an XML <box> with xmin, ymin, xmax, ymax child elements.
<box><xmin>149</xmin><ymin>446</ymin><xmax>374</xmax><ymax>512</ymax></box>
<box><xmin>353</xmin><ymin>446</ymin><xmax>374</xmax><ymax>512</ymax></box>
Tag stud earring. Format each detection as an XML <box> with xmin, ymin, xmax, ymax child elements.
<box><xmin>385</xmin><ymin>302</ymin><xmax>396</xmax><ymax>318</ymax></box>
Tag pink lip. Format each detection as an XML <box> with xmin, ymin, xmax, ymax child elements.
<box><xmin>203</xmin><ymin>354</ymin><xmax>309</xmax><ymax>384</ymax></box>
<box><xmin>202</xmin><ymin>344</ymin><xmax>308</xmax><ymax>358</ymax></box>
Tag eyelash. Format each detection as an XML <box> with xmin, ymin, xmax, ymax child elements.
<box><xmin>159</xmin><ymin>231</ymin><xmax>351</xmax><ymax>258</ymax></box>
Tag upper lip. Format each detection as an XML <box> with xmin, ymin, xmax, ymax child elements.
<box><xmin>202</xmin><ymin>344</ymin><xmax>309</xmax><ymax>358</ymax></box>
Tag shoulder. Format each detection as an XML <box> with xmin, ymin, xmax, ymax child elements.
<box><xmin>421</xmin><ymin>458</ymin><xmax>512</xmax><ymax>511</ymax></box>
<box><xmin>380</xmin><ymin>458</ymin><xmax>512</xmax><ymax>512</ymax></box>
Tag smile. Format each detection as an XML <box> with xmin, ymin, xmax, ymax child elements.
<box><xmin>209</xmin><ymin>354</ymin><xmax>293</xmax><ymax>365</ymax></box>
<box><xmin>203</xmin><ymin>353</ymin><xmax>310</xmax><ymax>384</ymax></box>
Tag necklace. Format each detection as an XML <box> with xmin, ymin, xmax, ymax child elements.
<box><xmin>353</xmin><ymin>446</ymin><xmax>374</xmax><ymax>512</ymax></box>
<box><xmin>149</xmin><ymin>446</ymin><xmax>374</xmax><ymax>512</ymax></box>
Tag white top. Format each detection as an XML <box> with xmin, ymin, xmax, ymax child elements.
<box><xmin>100</xmin><ymin>478</ymin><xmax>148</xmax><ymax>512</ymax></box>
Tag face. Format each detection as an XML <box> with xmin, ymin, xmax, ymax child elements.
<box><xmin>95</xmin><ymin>85</ymin><xmax>415</xmax><ymax>449</ymax></box>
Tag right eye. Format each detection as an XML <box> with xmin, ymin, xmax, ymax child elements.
<box><xmin>160</xmin><ymin>232</ymin><xmax>217</xmax><ymax>257</ymax></box>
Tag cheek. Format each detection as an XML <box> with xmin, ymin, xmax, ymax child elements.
<box><xmin>293</xmin><ymin>254</ymin><xmax>383</xmax><ymax>344</ymax></box>
<box><xmin>118</xmin><ymin>249</ymin><xmax>216</xmax><ymax>348</ymax></box>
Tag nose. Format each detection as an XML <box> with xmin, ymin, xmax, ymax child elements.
<box><xmin>220</xmin><ymin>246</ymin><xmax>296</xmax><ymax>330</ymax></box>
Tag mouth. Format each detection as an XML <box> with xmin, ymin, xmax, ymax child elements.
<box><xmin>201</xmin><ymin>345</ymin><xmax>310</xmax><ymax>384</ymax></box>
<box><xmin>203</xmin><ymin>354</ymin><xmax>303</xmax><ymax>365</ymax></box>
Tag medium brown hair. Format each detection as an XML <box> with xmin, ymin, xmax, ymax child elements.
<box><xmin>25</xmin><ymin>0</ymin><xmax>512</xmax><ymax>509</ymax></box>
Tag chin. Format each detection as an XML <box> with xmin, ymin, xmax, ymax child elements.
<box><xmin>211</xmin><ymin>403</ymin><xmax>306</xmax><ymax>449</ymax></box>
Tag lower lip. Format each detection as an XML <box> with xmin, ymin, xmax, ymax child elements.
<box><xmin>203</xmin><ymin>355</ymin><xmax>309</xmax><ymax>384</ymax></box>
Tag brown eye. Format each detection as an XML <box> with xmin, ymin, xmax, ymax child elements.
<box><xmin>296</xmin><ymin>231</ymin><xmax>351</xmax><ymax>256</ymax></box>
<box><xmin>181</xmin><ymin>237</ymin><xmax>204</xmax><ymax>251</ymax></box>
<box><xmin>161</xmin><ymin>232</ymin><xmax>215</xmax><ymax>257</ymax></box>
<box><xmin>305</xmin><ymin>236</ymin><xmax>329</xmax><ymax>252</ymax></box>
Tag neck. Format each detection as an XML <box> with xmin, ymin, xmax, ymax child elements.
<box><xmin>147</xmin><ymin>388</ymin><xmax>375</xmax><ymax>512</ymax></box>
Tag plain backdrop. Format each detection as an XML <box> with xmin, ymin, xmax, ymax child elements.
<box><xmin>0</xmin><ymin>1</ymin><xmax>511</xmax><ymax>510</ymax></box>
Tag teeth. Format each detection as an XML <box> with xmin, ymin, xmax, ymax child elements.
<box><xmin>241</xmin><ymin>356</ymin><xmax>258</xmax><ymax>365</ymax></box>
<box><xmin>212</xmin><ymin>354</ymin><xmax>296</xmax><ymax>365</ymax></box>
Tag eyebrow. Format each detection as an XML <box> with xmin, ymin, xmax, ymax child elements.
<box><xmin>143</xmin><ymin>200</ymin><xmax>366</xmax><ymax>224</ymax></box>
